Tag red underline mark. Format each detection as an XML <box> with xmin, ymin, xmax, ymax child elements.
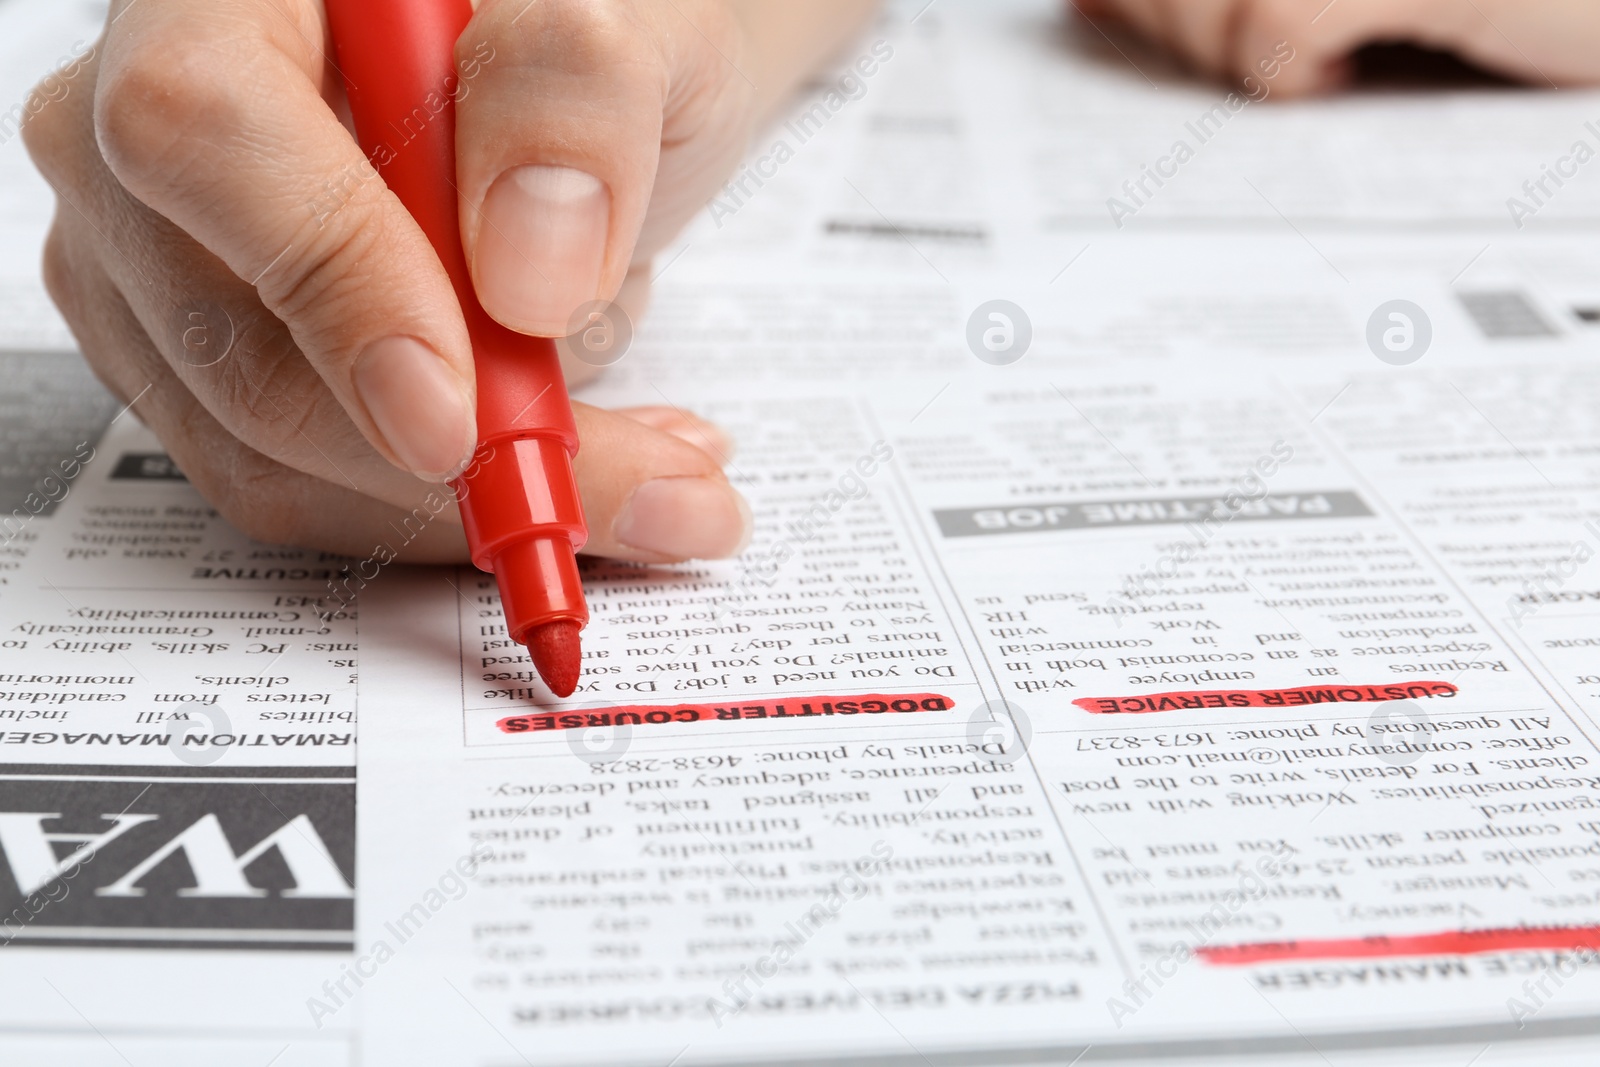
<box><xmin>1199</xmin><ymin>926</ymin><xmax>1600</xmax><ymax>965</ymax></box>
<box><xmin>498</xmin><ymin>693</ymin><xmax>954</xmax><ymax>733</ymax></box>
<box><xmin>1074</xmin><ymin>682</ymin><xmax>1460</xmax><ymax>715</ymax></box>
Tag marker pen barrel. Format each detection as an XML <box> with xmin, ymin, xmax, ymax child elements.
<box><xmin>324</xmin><ymin>0</ymin><xmax>589</xmax><ymax>696</ymax></box>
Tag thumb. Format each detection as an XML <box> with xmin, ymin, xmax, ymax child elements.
<box><xmin>454</xmin><ymin>0</ymin><xmax>751</xmax><ymax>336</ymax></box>
<box><xmin>571</xmin><ymin>402</ymin><xmax>751</xmax><ymax>562</ymax></box>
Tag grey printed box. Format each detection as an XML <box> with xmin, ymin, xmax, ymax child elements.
<box><xmin>0</xmin><ymin>765</ymin><xmax>354</xmax><ymax>951</ymax></box>
<box><xmin>933</xmin><ymin>491</ymin><xmax>1374</xmax><ymax>538</ymax></box>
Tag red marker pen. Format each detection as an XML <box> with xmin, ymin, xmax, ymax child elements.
<box><xmin>324</xmin><ymin>0</ymin><xmax>588</xmax><ymax>697</ymax></box>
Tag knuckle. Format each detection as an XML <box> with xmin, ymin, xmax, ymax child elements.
<box><xmin>175</xmin><ymin>398</ymin><xmax>354</xmax><ymax>551</ymax></box>
<box><xmin>93</xmin><ymin>31</ymin><xmax>226</xmax><ymax>193</ymax></box>
<box><xmin>255</xmin><ymin>211</ymin><xmax>393</xmax><ymax>343</ymax></box>
<box><xmin>19</xmin><ymin>89</ymin><xmax>72</xmax><ymax>173</ymax></box>
<box><xmin>20</xmin><ymin>54</ymin><xmax>99</xmax><ymax>182</ymax></box>
<box><xmin>489</xmin><ymin>0</ymin><xmax>658</xmax><ymax>74</ymax></box>
<box><xmin>114</xmin><ymin>403</ymin><xmax>292</xmax><ymax>547</ymax></box>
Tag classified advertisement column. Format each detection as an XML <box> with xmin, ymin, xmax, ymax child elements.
<box><xmin>885</xmin><ymin>366</ymin><xmax>1600</xmax><ymax>1043</ymax></box>
<box><xmin>353</xmin><ymin>393</ymin><xmax>1143</xmax><ymax>1067</ymax></box>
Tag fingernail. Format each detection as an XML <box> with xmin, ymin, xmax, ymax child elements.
<box><xmin>474</xmin><ymin>165</ymin><xmax>609</xmax><ymax>335</ymax></box>
<box><xmin>352</xmin><ymin>336</ymin><xmax>477</xmax><ymax>481</ymax></box>
<box><xmin>614</xmin><ymin>477</ymin><xmax>752</xmax><ymax>560</ymax></box>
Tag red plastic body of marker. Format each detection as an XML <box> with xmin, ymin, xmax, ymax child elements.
<box><xmin>324</xmin><ymin>0</ymin><xmax>588</xmax><ymax>696</ymax></box>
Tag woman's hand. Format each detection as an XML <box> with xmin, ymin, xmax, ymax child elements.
<box><xmin>24</xmin><ymin>0</ymin><xmax>868</xmax><ymax>563</ymax></box>
<box><xmin>1074</xmin><ymin>0</ymin><xmax>1600</xmax><ymax>96</ymax></box>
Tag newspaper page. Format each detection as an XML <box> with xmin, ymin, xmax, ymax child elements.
<box><xmin>0</xmin><ymin>351</ymin><xmax>354</xmax><ymax>1066</ymax></box>
<box><xmin>5</xmin><ymin>0</ymin><xmax>1600</xmax><ymax>1064</ymax></box>
<box><xmin>352</xmin><ymin>342</ymin><xmax>1600</xmax><ymax>1066</ymax></box>
<box><xmin>347</xmin><ymin>2</ymin><xmax>1600</xmax><ymax>1063</ymax></box>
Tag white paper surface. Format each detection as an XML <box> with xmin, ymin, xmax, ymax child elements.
<box><xmin>4</xmin><ymin>0</ymin><xmax>1600</xmax><ymax>1064</ymax></box>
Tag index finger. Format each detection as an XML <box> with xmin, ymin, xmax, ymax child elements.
<box><xmin>93</xmin><ymin>0</ymin><xmax>479</xmax><ymax>480</ymax></box>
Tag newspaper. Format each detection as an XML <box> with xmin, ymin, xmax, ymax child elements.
<box><xmin>3</xmin><ymin>1</ymin><xmax>1600</xmax><ymax>1064</ymax></box>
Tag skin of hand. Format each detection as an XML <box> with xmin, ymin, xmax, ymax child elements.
<box><xmin>1072</xmin><ymin>0</ymin><xmax>1600</xmax><ymax>96</ymax></box>
<box><xmin>23</xmin><ymin>0</ymin><xmax>875</xmax><ymax>564</ymax></box>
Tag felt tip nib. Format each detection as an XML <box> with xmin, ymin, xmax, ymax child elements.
<box><xmin>528</xmin><ymin>620</ymin><xmax>582</xmax><ymax>698</ymax></box>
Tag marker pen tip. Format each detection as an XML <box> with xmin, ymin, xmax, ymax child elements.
<box><xmin>528</xmin><ymin>619</ymin><xmax>582</xmax><ymax>698</ymax></box>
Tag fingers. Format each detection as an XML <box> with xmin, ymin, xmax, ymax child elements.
<box><xmin>51</xmin><ymin>214</ymin><xmax>472</xmax><ymax>562</ymax></box>
<box><xmin>52</xmin><ymin>186</ymin><xmax>747</xmax><ymax>566</ymax></box>
<box><xmin>570</xmin><ymin>402</ymin><xmax>750</xmax><ymax>563</ymax></box>
<box><xmin>1241</xmin><ymin>0</ymin><xmax>1600</xmax><ymax>93</ymax></box>
<box><xmin>1456</xmin><ymin>0</ymin><xmax>1600</xmax><ymax>86</ymax></box>
<box><xmin>1071</xmin><ymin>0</ymin><xmax>1296</xmax><ymax>88</ymax></box>
<box><xmin>38</xmin><ymin>73</ymin><xmax>747</xmax><ymax>570</ymax></box>
<box><xmin>1151</xmin><ymin>0</ymin><xmax>1239</xmax><ymax>80</ymax></box>
<box><xmin>91</xmin><ymin>0</ymin><xmax>477</xmax><ymax>482</ymax></box>
<box><xmin>37</xmin><ymin>0</ymin><xmax>751</xmax><ymax>570</ymax></box>
<box><xmin>1086</xmin><ymin>0</ymin><xmax>1169</xmax><ymax>53</ymax></box>
<box><xmin>456</xmin><ymin>0</ymin><xmax>752</xmax><ymax>335</ymax></box>
<box><xmin>1226</xmin><ymin>0</ymin><xmax>1423</xmax><ymax>97</ymax></box>
<box><xmin>1080</xmin><ymin>0</ymin><xmax>1468</xmax><ymax>97</ymax></box>
<box><xmin>53</xmin><ymin>192</ymin><xmax>747</xmax><ymax>565</ymax></box>
<box><xmin>29</xmin><ymin>45</ymin><xmax>450</xmax><ymax>516</ymax></box>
